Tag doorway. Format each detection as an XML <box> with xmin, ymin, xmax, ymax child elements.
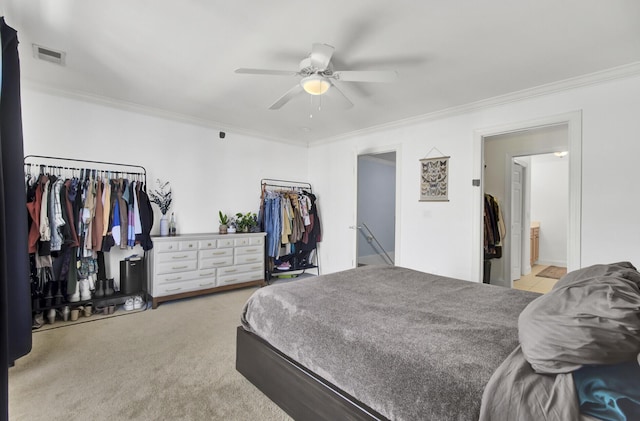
<box><xmin>356</xmin><ymin>152</ymin><xmax>396</xmax><ymax>266</ymax></box>
<box><xmin>473</xmin><ymin>111</ymin><xmax>582</xmax><ymax>286</ymax></box>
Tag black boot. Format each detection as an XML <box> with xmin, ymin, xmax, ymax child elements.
<box><xmin>94</xmin><ymin>279</ymin><xmax>105</xmax><ymax>298</ymax></box>
<box><xmin>53</xmin><ymin>281</ymin><xmax>64</xmax><ymax>305</ymax></box>
<box><xmin>105</xmin><ymin>278</ymin><xmax>114</xmax><ymax>296</ymax></box>
<box><xmin>43</xmin><ymin>281</ymin><xmax>53</xmax><ymax>307</ymax></box>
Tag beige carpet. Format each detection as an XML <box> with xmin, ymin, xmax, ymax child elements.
<box><xmin>536</xmin><ymin>265</ymin><xmax>567</xmax><ymax>280</ymax></box>
<box><xmin>9</xmin><ymin>287</ymin><xmax>292</xmax><ymax>421</ymax></box>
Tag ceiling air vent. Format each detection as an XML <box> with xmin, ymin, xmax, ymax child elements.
<box><xmin>32</xmin><ymin>44</ymin><xmax>66</xmax><ymax>66</ymax></box>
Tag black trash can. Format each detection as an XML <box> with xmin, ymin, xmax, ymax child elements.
<box><xmin>120</xmin><ymin>257</ymin><xmax>144</xmax><ymax>294</ymax></box>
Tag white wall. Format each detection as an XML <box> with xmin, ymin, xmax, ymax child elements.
<box><xmin>530</xmin><ymin>154</ymin><xmax>568</xmax><ymax>267</ymax></box>
<box><xmin>309</xmin><ymin>73</ymin><xmax>640</xmax><ymax>280</ymax></box>
<box><xmin>21</xmin><ymin>88</ymin><xmax>309</xmax><ymax>278</ymax></box>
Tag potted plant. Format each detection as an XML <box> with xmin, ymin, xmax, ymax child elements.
<box><xmin>149</xmin><ymin>179</ymin><xmax>172</xmax><ymax>236</ymax></box>
<box><xmin>218</xmin><ymin>211</ymin><xmax>229</xmax><ymax>234</ymax></box>
<box><xmin>235</xmin><ymin>212</ymin><xmax>258</xmax><ymax>233</ymax></box>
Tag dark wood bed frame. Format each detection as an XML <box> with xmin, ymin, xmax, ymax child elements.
<box><xmin>236</xmin><ymin>326</ymin><xmax>388</xmax><ymax>421</ymax></box>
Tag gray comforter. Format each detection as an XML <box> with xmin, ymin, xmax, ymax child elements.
<box><xmin>241</xmin><ymin>265</ymin><xmax>539</xmax><ymax>421</ymax></box>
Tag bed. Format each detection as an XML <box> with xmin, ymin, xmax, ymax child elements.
<box><xmin>236</xmin><ymin>263</ymin><xmax>640</xmax><ymax>421</ymax></box>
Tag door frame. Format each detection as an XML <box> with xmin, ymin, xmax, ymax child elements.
<box><xmin>471</xmin><ymin>111</ymin><xmax>582</xmax><ymax>283</ymax></box>
<box><xmin>353</xmin><ymin>144</ymin><xmax>402</xmax><ymax>268</ymax></box>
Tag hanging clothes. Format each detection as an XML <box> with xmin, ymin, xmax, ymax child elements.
<box><xmin>260</xmin><ymin>186</ymin><xmax>322</xmax><ymax>262</ymax></box>
<box><xmin>484</xmin><ymin>193</ymin><xmax>505</xmax><ymax>259</ymax></box>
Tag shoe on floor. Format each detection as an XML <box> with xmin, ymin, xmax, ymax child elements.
<box><xmin>133</xmin><ymin>296</ymin><xmax>144</xmax><ymax>310</ymax></box>
<box><xmin>123</xmin><ymin>298</ymin><xmax>134</xmax><ymax>311</ymax></box>
<box><xmin>46</xmin><ymin>308</ymin><xmax>56</xmax><ymax>324</ymax></box>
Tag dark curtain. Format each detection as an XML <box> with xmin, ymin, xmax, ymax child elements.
<box><xmin>1</xmin><ymin>17</ymin><xmax>32</xmax><ymax>421</ymax></box>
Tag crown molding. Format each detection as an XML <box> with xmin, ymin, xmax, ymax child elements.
<box><xmin>310</xmin><ymin>61</ymin><xmax>640</xmax><ymax>146</ymax></box>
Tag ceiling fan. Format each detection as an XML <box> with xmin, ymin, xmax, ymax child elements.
<box><xmin>235</xmin><ymin>43</ymin><xmax>398</xmax><ymax>110</ymax></box>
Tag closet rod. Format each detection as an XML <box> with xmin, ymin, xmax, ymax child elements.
<box><xmin>24</xmin><ymin>154</ymin><xmax>146</xmax><ymax>177</ymax></box>
<box><xmin>261</xmin><ymin>178</ymin><xmax>312</xmax><ymax>191</ymax></box>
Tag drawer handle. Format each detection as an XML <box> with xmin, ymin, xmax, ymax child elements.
<box><xmin>188</xmin><ymin>244</ymin><xmax>194</xmax><ymax>248</ymax></box>
<box><xmin>224</xmin><ymin>278</ymin><xmax>238</xmax><ymax>283</ymax></box>
<box><xmin>168</xmin><ymin>245</ymin><xmax>174</xmax><ymax>249</ymax></box>
<box><xmin>199</xmin><ymin>272</ymin><xmax>214</xmax><ymax>277</ymax></box>
<box><xmin>212</xmin><ymin>251</ymin><xmax>226</xmax><ymax>255</ymax></box>
<box><xmin>207</xmin><ymin>242</ymin><xmax>213</xmax><ymax>247</ymax></box>
<box><xmin>251</xmin><ymin>266</ymin><xmax>261</xmax><ymax>270</ymax></box>
<box><xmin>172</xmin><ymin>255</ymin><xmax>189</xmax><ymax>259</ymax></box>
<box><xmin>199</xmin><ymin>282</ymin><xmax>214</xmax><ymax>287</ymax></box>
<box><xmin>166</xmin><ymin>276</ymin><xmax>182</xmax><ymax>281</ymax></box>
<box><xmin>246</xmin><ymin>248</ymin><xmax>258</xmax><ymax>252</ymax></box>
<box><xmin>165</xmin><ymin>287</ymin><xmax>182</xmax><ymax>292</ymax></box>
<box><xmin>172</xmin><ymin>265</ymin><xmax>189</xmax><ymax>270</ymax></box>
<box><xmin>224</xmin><ymin>269</ymin><xmax>237</xmax><ymax>273</ymax></box>
<box><xmin>246</xmin><ymin>258</ymin><xmax>258</xmax><ymax>262</ymax></box>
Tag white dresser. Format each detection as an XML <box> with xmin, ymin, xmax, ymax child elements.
<box><xmin>147</xmin><ymin>232</ymin><xmax>266</xmax><ymax>308</ymax></box>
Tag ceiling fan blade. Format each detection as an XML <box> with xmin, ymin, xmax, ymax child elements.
<box><xmin>328</xmin><ymin>82</ymin><xmax>354</xmax><ymax>109</ymax></box>
<box><xmin>333</xmin><ymin>70</ymin><xmax>398</xmax><ymax>83</ymax></box>
<box><xmin>310</xmin><ymin>43</ymin><xmax>335</xmax><ymax>70</ymax></box>
<box><xmin>235</xmin><ymin>68</ymin><xmax>298</xmax><ymax>76</ymax></box>
<box><xmin>269</xmin><ymin>84</ymin><xmax>304</xmax><ymax>110</ymax></box>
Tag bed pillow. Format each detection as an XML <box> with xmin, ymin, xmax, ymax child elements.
<box><xmin>519</xmin><ymin>262</ymin><xmax>640</xmax><ymax>374</ymax></box>
<box><xmin>552</xmin><ymin>261</ymin><xmax>640</xmax><ymax>290</ymax></box>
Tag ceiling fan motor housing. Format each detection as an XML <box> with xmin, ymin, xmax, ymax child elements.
<box><xmin>298</xmin><ymin>57</ymin><xmax>334</xmax><ymax>77</ymax></box>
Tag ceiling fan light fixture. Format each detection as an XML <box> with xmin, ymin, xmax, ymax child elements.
<box><xmin>301</xmin><ymin>75</ymin><xmax>330</xmax><ymax>95</ymax></box>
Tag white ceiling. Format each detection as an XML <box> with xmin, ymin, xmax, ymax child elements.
<box><xmin>3</xmin><ymin>1</ymin><xmax>640</xmax><ymax>144</ymax></box>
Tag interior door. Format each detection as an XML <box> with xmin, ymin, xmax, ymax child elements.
<box><xmin>510</xmin><ymin>161</ymin><xmax>524</xmax><ymax>281</ymax></box>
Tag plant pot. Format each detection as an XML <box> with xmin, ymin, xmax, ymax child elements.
<box><xmin>219</xmin><ymin>224</ymin><xmax>228</xmax><ymax>234</ymax></box>
<box><xmin>160</xmin><ymin>215</ymin><xmax>169</xmax><ymax>236</ymax></box>
<box><xmin>227</xmin><ymin>226</ymin><xmax>236</xmax><ymax>234</ymax></box>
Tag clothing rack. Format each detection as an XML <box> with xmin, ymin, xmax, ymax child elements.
<box><xmin>23</xmin><ymin>154</ymin><xmax>152</xmax><ymax>329</ymax></box>
<box><xmin>24</xmin><ymin>154</ymin><xmax>146</xmax><ymax>182</ymax></box>
<box><xmin>260</xmin><ymin>178</ymin><xmax>320</xmax><ymax>283</ymax></box>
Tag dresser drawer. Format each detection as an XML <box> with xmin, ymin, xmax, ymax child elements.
<box><xmin>154</xmin><ymin>270</ymin><xmax>199</xmax><ymax>285</ymax></box>
<box><xmin>153</xmin><ymin>277</ymin><xmax>217</xmax><ymax>297</ymax></box>
<box><xmin>235</xmin><ymin>253</ymin><xmax>263</xmax><ymax>265</ymax></box>
<box><xmin>198</xmin><ymin>248</ymin><xmax>233</xmax><ymax>260</ymax></box>
<box><xmin>218</xmin><ymin>262</ymin><xmax>262</xmax><ymax>277</ymax></box>
<box><xmin>155</xmin><ymin>250</ymin><xmax>198</xmax><ymax>264</ymax></box>
<box><xmin>156</xmin><ymin>259</ymin><xmax>198</xmax><ymax>275</ymax></box>
<box><xmin>217</xmin><ymin>270</ymin><xmax>263</xmax><ymax>287</ymax></box>
<box><xmin>155</xmin><ymin>241</ymin><xmax>180</xmax><ymax>253</ymax></box>
<box><xmin>198</xmin><ymin>239</ymin><xmax>217</xmax><ymax>250</ymax></box>
<box><xmin>179</xmin><ymin>240</ymin><xmax>198</xmax><ymax>251</ymax></box>
<box><xmin>199</xmin><ymin>256</ymin><xmax>233</xmax><ymax>269</ymax></box>
<box><xmin>250</xmin><ymin>236</ymin><xmax>264</xmax><ymax>246</ymax></box>
<box><xmin>235</xmin><ymin>245</ymin><xmax>263</xmax><ymax>256</ymax></box>
<box><xmin>234</xmin><ymin>237</ymin><xmax>250</xmax><ymax>246</ymax></box>
<box><xmin>217</xmin><ymin>238</ymin><xmax>234</xmax><ymax>248</ymax></box>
